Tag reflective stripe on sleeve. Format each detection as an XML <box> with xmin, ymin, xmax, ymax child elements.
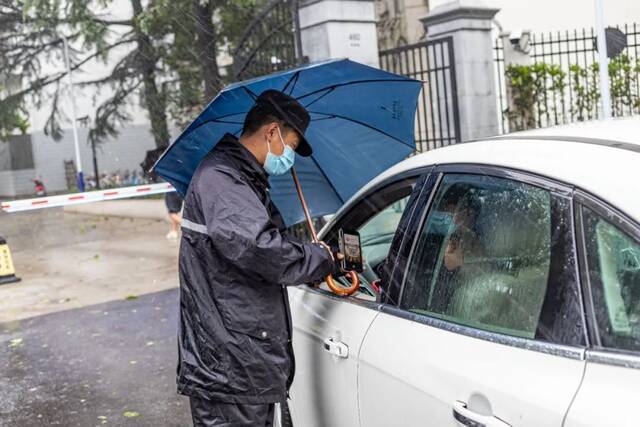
<box><xmin>181</xmin><ymin>218</ymin><xmax>208</xmax><ymax>235</ymax></box>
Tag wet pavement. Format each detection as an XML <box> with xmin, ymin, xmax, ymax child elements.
<box><xmin>0</xmin><ymin>207</ymin><xmax>179</xmax><ymax>323</ymax></box>
<box><xmin>0</xmin><ymin>288</ymin><xmax>191</xmax><ymax>426</ymax></box>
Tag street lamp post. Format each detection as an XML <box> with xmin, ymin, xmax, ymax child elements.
<box><xmin>61</xmin><ymin>36</ymin><xmax>85</xmax><ymax>192</ymax></box>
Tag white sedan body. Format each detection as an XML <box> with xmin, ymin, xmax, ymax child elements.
<box><xmin>287</xmin><ymin>117</ymin><xmax>640</xmax><ymax>427</ymax></box>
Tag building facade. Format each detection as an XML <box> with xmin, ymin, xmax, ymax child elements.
<box><xmin>376</xmin><ymin>0</ymin><xmax>430</xmax><ymax>49</ymax></box>
<box><xmin>0</xmin><ymin>125</ymin><xmax>158</xmax><ymax>198</ymax></box>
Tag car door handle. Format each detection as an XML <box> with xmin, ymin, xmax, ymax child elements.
<box><xmin>452</xmin><ymin>401</ymin><xmax>510</xmax><ymax>427</ymax></box>
<box><xmin>323</xmin><ymin>337</ymin><xmax>349</xmax><ymax>358</ymax></box>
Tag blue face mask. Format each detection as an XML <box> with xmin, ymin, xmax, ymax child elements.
<box><xmin>429</xmin><ymin>211</ymin><xmax>454</xmax><ymax>236</ymax></box>
<box><xmin>264</xmin><ymin>127</ymin><xmax>295</xmax><ymax>176</ymax></box>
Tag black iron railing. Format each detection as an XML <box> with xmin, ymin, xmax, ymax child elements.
<box><xmin>495</xmin><ymin>23</ymin><xmax>640</xmax><ymax>133</ymax></box>
<box><xmin>379</xmin><ymin>37</ymin><xmax>461</xmax><ymax>152</ymax></box>
<box><xmin>233</xmin><ymin>0</ymin><xmax>302</xmax><ymax>81</ymax></box>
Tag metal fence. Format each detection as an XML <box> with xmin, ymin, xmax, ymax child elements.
<box><xmin>495</xmin><ymin>23</ymin><xmax>640</xmax><ymax>133</ymax></box>
<box><xmin>379</xmin><ymin>37</ymin><xmax>461</xmax><ymax>152</ymax></box>
<box><xmin>233</xmin><ymin>0</ymin><xmax>302</xmax><ymax>81</ymax></box>
<box><xmin>493</xmin><ymin>37</ymin><xmax>509</xmax><ymax>134</ymax></box>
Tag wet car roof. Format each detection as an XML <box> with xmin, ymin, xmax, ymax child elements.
<box><xmin>345</xmin><ymin>116</ymin><xmax>640</xmax><ymax>222</ymax></box>
<box><xmin>507</xmin><ymin>116</ymin><xmax>640</xmax><ymax>149</ymax></box>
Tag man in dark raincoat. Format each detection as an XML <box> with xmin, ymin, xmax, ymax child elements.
<box><xmin>177</xmin><ymin>89</ymin><xmax>337</xmax><ymax>426</ymax></box>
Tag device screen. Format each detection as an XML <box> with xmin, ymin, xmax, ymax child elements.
<box><xmin>339</xmin><ymin>229</ymin><xmax>363</xmax><ymax>272</ymax></box>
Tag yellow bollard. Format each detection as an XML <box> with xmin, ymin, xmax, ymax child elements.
<box><xmin>0</xmin><ymin>236</ymin><xmax>20</xmax><ymax>285</ymax></box>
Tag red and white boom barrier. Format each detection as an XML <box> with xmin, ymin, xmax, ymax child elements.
<box><xmin>1</xmin><ymin>183</ymin><xmax>175</xmax><ymax>213</ymax></box>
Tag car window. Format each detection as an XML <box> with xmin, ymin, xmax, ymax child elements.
<box><xmin>322</xmin><ymin>177</ymin><xmax>418</xmax><ymax>299</ymax></box>
<box><xmin>358</xmin><ymin>196</ymin><xmax>410</xmax><ymax>279</ymax></box>
<box><xmin>582</xmin><ymin>207</ymin><xmax>640</xmax><ymax>352</ymax></box>
<box><xmin>400</xmin><ymin>173</ymin><xmax>583</xmax><ymax>344</ymax></box>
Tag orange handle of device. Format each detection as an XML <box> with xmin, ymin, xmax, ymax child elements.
<box><xmin>325</xmin><ymin>270</ymin><xmax>360</xmax><ymax>296</ymax></box>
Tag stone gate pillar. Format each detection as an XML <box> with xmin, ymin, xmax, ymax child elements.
<box><xmin>420</xmin><ymin>0</ymin><xmax>500</xmax><ymax>141</ymax></box>
<box><xmin>298</xmin><ymin>0</ymin><xmax>380</xmax><ymax>68</ymax></box>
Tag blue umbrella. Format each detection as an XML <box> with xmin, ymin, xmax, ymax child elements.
<box><xmin>153</xmin><ymin>58</ymin><xmax>421</xmax><ymax>226</ymax></box>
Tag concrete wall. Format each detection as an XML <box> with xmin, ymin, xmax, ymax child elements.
<box><xmin>0</xmin><ymin>139</ymin><xmax>11</xmax><ymax>171</ymax></box>
<box><xmin>299</xmin><ymin>0</ymin><xmax>380</xmax><ymax>68</ymax></box>
<box><xmin>0</xmin><ymin>135</ymin><xmax>34</xmax><ymax>171</ymax></box>
<box><xmin>421</xmin><ymin>0</ymin><xmax>500</xmax><ymax>141</ymax></box>
<box><xmin>376</xmin><ymin>0</ymin><xmax>429</xmax><ymax>49</ymax></box>
<box><xmin>0</xmin><ymin>169</ymin><xmax>36</xmax><ymax>197</ymax></box>
<box><xmin>0</xmin><ymin>135</ymin><xmax>36</xmax><ymax>197</ymax></box>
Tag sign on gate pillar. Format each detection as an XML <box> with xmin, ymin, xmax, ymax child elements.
<box><xmin>298</xmin><ymin>0</ymin><xmax>380</xmax><ymax>68</ymax></box>
<box><xmin>420</xmin><ymin>0</ymin><xmax>500</xmax><ymax>141</ymax></box>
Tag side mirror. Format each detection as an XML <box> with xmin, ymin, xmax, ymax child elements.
<box><xmin>371</xmin><ymin>279</ymin><xmax>386</xmax><ymax>304</ymax></box>
<box><xmin>371</xmin><ymin>279</ymin><xmax>381</xmax><ymax>294</ymax></box>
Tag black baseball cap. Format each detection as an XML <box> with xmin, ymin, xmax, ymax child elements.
<box><xmin>255</xmin><ymin>89</ymin><xmax>313</xmax><ymax>157</ymax></box>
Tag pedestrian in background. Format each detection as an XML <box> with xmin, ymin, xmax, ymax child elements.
<box><xmin>165</xmin><ymin>191</ymin><xmax>183</xmax><ymax>240</ymax></box>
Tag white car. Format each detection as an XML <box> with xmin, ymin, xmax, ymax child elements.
<box><xmin>286</xmin><ymin>117</ymin><xmax>640</xmax><ymax>427</ymax></box>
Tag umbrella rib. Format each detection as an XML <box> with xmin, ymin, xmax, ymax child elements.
<box><xmin>207</xmin><ymin>119</ymin><xmax>245</xmax><ymax>125</ymax></box>
<box><xmin>302</xmin><ymin>87</ymin><xmax>335</xmax><ymax>110</ymax></box>
<box><xmin>306</xmin><ymin>111</ymin><xmax>414</xmax><ymax>148</ymax></box>
<box><xmin>242</xmin><ymin>86</ymin><xmax>259</xmax><ymax>100</ymax></box>
<box><xmin>308</xmin><ymin>154</ymin><xmax>346</xmax><ymax>204</ymax></box>
<box><xmin>179</xmin><ymin>115</ymin><xmax>247</xmax><ymax>137</ymax></box>
<box><xmin>295</xmin><ymin>78</ymin><xmax>418</xmax><ymax>102</ymax></box>
<box><xmin>282</xmin><ymin>71</ymin><xmax>300</xmax><ymax>95</ymax></box>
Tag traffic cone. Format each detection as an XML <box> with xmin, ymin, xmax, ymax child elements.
<box><xmin>0</xmin><ymin>236</ymin><xmax>20</xmax><ymax>285</ymax></box>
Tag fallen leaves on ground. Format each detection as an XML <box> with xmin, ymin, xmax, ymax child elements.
<box><xmin>8</xmin><ymin>337</ymin><xmax>23</xmax><ymax>348</ymax></box>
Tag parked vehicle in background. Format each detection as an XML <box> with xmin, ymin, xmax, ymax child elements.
<box><xmin>286</xmin><ymin>117</ymin><xmax>640</xmax><ymax>427</ymax></box>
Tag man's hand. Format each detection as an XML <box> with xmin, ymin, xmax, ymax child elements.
<box><xmin>316</xmin><ymin>241</ymin><xmax>344</xmax><ymax>262</ymax></box>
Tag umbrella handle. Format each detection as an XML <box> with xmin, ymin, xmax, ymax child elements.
<box><xmin>325</xmin><ymin>271</ymin><xmax>360</xmax><ymax>296</ymax></box>
<box><xmin>291</xmin><ymin>168</ymin><xmax>360</xmax><ymax>296</ymax></box>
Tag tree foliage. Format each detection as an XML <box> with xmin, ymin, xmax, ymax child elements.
<box><xmin>504</xmin><ymin>63</ymin><xmax>565</xmax><ymax>131</ymax></box>
<box><xmin>504</xmin><ymin>54</ymin><xmax>640</xmax><ymax>131</ymax></box>
<box><xmin>0</xmin><ymin>0</ymin><xmax>272</xmax><ymax>145</ymax></box>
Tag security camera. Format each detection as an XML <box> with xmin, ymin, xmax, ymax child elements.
<box><xmin>509</xmin><ymin>29</ymin><xmax>531</xmax><ymax>54</ymax></box>
<box><xmin>509</xmin><ymin>29</ymin><xmax>522</xmax><ymax>45</ymax></box>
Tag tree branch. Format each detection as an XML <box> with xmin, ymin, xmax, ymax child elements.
<box><xmin>88</xmin><ymin>77</ymin><xmax>143</xmax><ymax>145</ymax></box>
<box><xmin>91</xmin><ymin>18</ymin><xmax>133</xmax><ymax>26</ymax></box>
<box><xmin>0</xmin><ymin>37</ymin><xmax>137</xmax><ymax>104</ymax></box>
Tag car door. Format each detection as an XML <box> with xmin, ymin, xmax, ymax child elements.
<box><xmin>288</xmin><ymin>170</ymin><xmax>429</xmax><ymax>427</ymax></box>
<box><xmin>358</xmin><ymin>166</ymin><xmax>588</xmax><ymax>427</ymax></box>
<box><xmin>564</xmin><ymin>194</ymin><xmax>640</xmax><ymax>427</ymax></box>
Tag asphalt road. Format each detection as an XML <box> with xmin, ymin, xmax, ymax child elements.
<box><xmin>0</xmin><ymin>206</ymin><xmax>190</xmax><ymax>426</ymax></box>
<box><xmin>0</xmin><ymin>288</ymin><xmax>191</xmax><ymax>426</ymax></box>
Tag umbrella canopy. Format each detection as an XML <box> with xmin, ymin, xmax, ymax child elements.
<box><xmin>153</xmin><ymin>59</ymin><xmax>421</xmax><ymax>226</ymax></box>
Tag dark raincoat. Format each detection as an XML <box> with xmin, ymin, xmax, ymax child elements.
<box><xmin>177</xmin><ymin>133</ymin><xmax>334</xmax><ymax>404</ymax></box>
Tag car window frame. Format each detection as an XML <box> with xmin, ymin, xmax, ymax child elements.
<box><xmin>382</xmin><ymin>163</ymin><xmax>588</xmax><ymax>359</ymax></box>
<box><xmin>304</xmin><ymin>166</ymin><xmax>433</xmax><ymax>304</ymax></box>
<box><xmin>382</xmin><ymin>171</ymin><xmax>440</xmax><ymax>305</ymax></box>
<box><xmin>574</xmin><ymin>189</ymin><xmax>640</xmax><ymax>367</ymax></box>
